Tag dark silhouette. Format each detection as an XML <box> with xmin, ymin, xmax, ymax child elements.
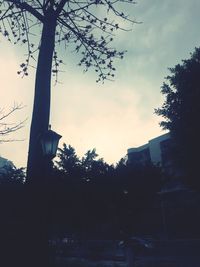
<box><xmin>0</xmin><ymin>164</ymin><xmax>25</xmax><ymax>185</ymax></box>
<box><xmin>155</xmin><ymin>47</ymin><xmax>200</xmax><ymax>189</ymax></box>
<box><xmin>1</xmin><ymin>2</ymin><xmax>137</xmax><ymax>265</ymax></box>
<box><xmin>0</xmin><ymin>103</ymin><xmax>25</xmax><ymax>143</ymax></box>
<box><xmin>0</xmin><ymin>145</ymin><xmax>160</xmax><ymax>266</ymax></box>
<box><xmin>0</xmin><ymin>0</ymin><xmax>137</xmax><ymax>183</ymax></box>
<box><xmin>1</xmin><ymin>145</ymin><xmax>200</xmax><ymax>266</ymax></box>
<box><xmin>52</xmin><ymin>144</ymin><xmax>162</xmax><ymax>238</ymax></box>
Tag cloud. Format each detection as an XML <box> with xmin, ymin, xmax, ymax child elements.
<box><xmin>1</xmin><ymin>0</ymin><xmax>200</xmax><ymax>167</ymax></box>
<box><xmin>0</xmin><ymin>39</ymin><xmax>33</xmax><ymax>167</ymax></box>
<box><xmin>50</xmin><ymin>73</ymin><xmax>163</xmax><ymax>163</ymax></box>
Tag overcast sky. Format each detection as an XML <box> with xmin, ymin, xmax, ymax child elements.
<box><xmin>1</xmin><ymin>0</ymin><xmax>200</xmax><ymax>168</ymax></box>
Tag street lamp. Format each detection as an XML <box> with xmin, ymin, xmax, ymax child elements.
<box><xmin>40</xmin><ymin>125</ymin><xmax>62</xmax><ymax>159</ymax></box>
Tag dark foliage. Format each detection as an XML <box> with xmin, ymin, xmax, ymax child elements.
<box><xmin>0</xmin><ymin>146</ymin><xmax>162</xmax><ymax>266</ymax></box>
<box><xmin>0</xmin><ymin>165</ymin><xmax>25</xmax><ymax>184</ymax></box>
<box><xmin>50</xmin><ymin>143</ymin><xmax>162</xmax><ymax>238</ymax></box>
<box><xmin>0</xmin><ymin>0</ymin><xmax>137</xmax><ymax>182</ymax></box>
<box><xmin>1</xmin><ymin>145</ymin><xmax>200</xmax><ymax>266</ymax></box>
<box><xmin>155</xmin><ymin>47</ymin><xmax>200</xmax><ymax>189</ymax></box>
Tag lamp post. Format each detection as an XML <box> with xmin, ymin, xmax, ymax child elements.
<box><xmin>40</xmin><ymin>125</ymin><xmax>62</xmax><ymax>160</ymax></box>
<box><xmin>40</xmin><ymin>125</ymin><xmax>62</xmax><ymax>183</ymax></box>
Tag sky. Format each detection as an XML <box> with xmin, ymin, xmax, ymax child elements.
<box><xmin>1</xmin><ymin>0</ymin><xmax>200</xmax><ymax>168</ymax></box>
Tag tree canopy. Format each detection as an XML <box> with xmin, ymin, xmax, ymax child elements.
<box><xmin>155</xmin><ymin>47</ymin><xmax>200</xmax><ymax>188</ymax></box>
<box><xmin>0</xmin><ymin>0</ymin><xmax>137</xmax><ymax>182</ymax></box>
<box><xmin>0</xmin><ymin>0</ymin><xmax>136</xmax><ymax>82</ymax></box>
<box><xmin>0</xmin><ymin>164</ymin><xmax>25</xmax><ymax>185</ymax></box>
<box><xmin>53</xmin><ymin>143</ymin><xmax>162</xmax><ymax>237</ymax></box>
<box><xmin>1</xmin><ymin>2</ymin><xmax>138</xmax><ymax>264</ymax></box>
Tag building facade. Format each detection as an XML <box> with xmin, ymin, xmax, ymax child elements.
<box><xmin>127</xmin><ymin>133</ymin><xmax>173</xmax><ymax>174</ymax></box>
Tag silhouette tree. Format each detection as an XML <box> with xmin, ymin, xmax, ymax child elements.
<box><xmin>54</xmin><ymin>144</ymin><xmax>116</xmax><ymax>236</ymax></box>
<box><xmin>0</xmin><ymin>1</ymin><xmax>137</xmax><ymax>182</ymax></box>
<box><xmin>54</xmin><ymin>144</ymin><xmax>162</xmax><ymax>238</ymax></box>
<box><xmin>0</xmin><ymin>164</ymin><xmax>25</xmax><ymax>184</ymax></box>
<box><xmin>155</xmin><ymin>47</ymin><xmax>200</xmax><ymax>189</ymax></box>
<box><xmin>114</xmin><ymin>160</ymin><xmax>162</xmax><ymax>236</ymax></box>
<box><xmin>56</xmin><ymin>143</ymin><xmax>81</xmax><ymax>177</ymax></box>
<box><xmin>0</xmin><ymin>103</ymin><xmax>25</xmax><ymax>143</ymax></box>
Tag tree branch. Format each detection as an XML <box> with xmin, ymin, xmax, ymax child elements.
<box><xmin>5</xmin><ymin>0</ymin><xmax>45</xmax><ymax>22</ymax></box>
<box><xmin>55</xmin><ymin>0</ymin><xmax>68</xmax><ymax>17</ymax></box>
<box><xmin>0</xmin><ymin>104</ymin><xmax>26</xmax><ymax>143</ymax></box>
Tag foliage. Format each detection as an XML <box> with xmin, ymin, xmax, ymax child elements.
<box><xmin>56</xmin><ymin>144</ymin><xmax>81</xmax><ymax>176</ymax></box>
<box><xmin>0</xmin><ymin>0</ymin><xmax>136</xmax><ymax>83</ymax></box>
<box><xmin>0</xmin><ymin>164</ymin><xmax>25</xmax><ymax>184</ymax></box>
<box><xmin>0</xmin><ymin>142</ymin><xmax>162</xmax><ymax>240</ymax></box>
<box><xmin>52</xmin><ymin>144</ymin><xmax>162</xmax><ymax>238</ymax></box>
<box><xmin>0</xmin><ymin>0</ymin><xmax>138</xmax><ymax>182</ymax></box>
<box><xmin>155</xmin><ymin>47</ymin><xmax>200</xmax><ymax>188</ymax></box>
<box><xmin>56</xmin><ymin>143</ymin><xmax>114</xmax><ymax>181</ymax></box>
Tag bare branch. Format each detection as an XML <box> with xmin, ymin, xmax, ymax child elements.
<box><xmin>55</xmin><ymin>0</ymin><xmax>68</xmax><ymax>17</ymax></box>
<box><xmin>0</xmin><ymin>104</ymin><xmax>26</xmax><ymax>143</ymax></box>
<box><xmin>0</xmin><ymin>103</ymin><xmax>24</xmax><ymax>121</ymax></box>
<box><xmin>1</xmin><ymin>0</ymin><xmax>137</xmax><ymax>82</ymax></box>
<box><xmin>5</xmin><ymin>0</ymin><xmax>44</xmax><ymax>22</ymax></box>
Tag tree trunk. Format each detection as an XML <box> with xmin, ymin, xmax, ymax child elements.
<box><xmin>26</xmin><ymin>16</ymin><xmax>56</xmax><ymax>184</ymax></box>
<box><xmin>23</xmin><ymin>14</ymin><xmax>57</xmax><ymax>267</ymax></box>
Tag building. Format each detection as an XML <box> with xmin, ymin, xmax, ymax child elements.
<box><xmin>127</xmin><ymin>133</ymin><xmax>174</xmax><ymax>175</ymax></box>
